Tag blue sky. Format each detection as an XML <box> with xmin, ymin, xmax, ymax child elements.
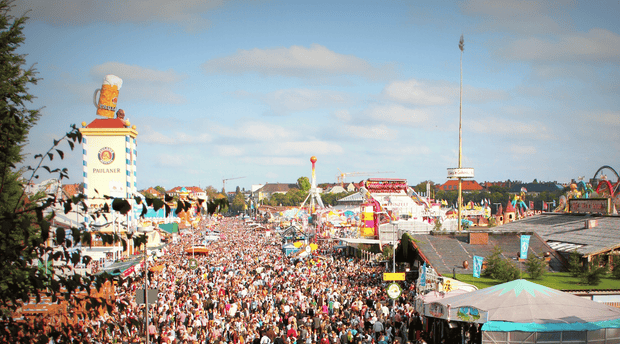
<box><xmin>13</xmin><ymin>0</ymin><xmax>620</xmax><ymax>191</ymax></box>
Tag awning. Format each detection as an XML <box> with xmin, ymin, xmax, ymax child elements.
<box><xmin>158</xmin><ymin>222</ymin><xmax>179</xmax><ymax>234</ymax></box>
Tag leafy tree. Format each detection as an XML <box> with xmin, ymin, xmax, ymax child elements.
<box><xmin>205</xmin><ymin>185</ymin><xmax>218</xmax><ymax>200</ymax></box>
<box><xmin>525</xmin><ymin>255</ymin><xmax>547</xmax><ymax>279</ymax></box>
<box><xmin>230</xmin><ymin>191</ymin><xmax>246</xmax><ymax>214</ymax></box>
<box><xmin>321</xmin><ymin>191</ymin><xmax>356</xmax><ymax>206</ymax></box>
<box><xmin>0</xmin><ymin>0</ymin><xmax>49</xmax><ymax>323</ymax></box>
<box><xmin>142</xmin><ymin>190</ymin><xmax>157</xmax><ymax>199</ymax></box>
<box><xmin>612</xmin><ymin>255</ymin><xmax>620</xmax><ymax>280</ymax></box>
<box><xmin>297</xmin><ymin>176</ymin><xmax>311</xmax><ymax>192</ymax></box>
<box><xmin>154</xmin><ymin>185</ymin><xmax>166</xmax><ymax>194</ymax></box>
<box><xmin>568</xmin><ymin>250</ymin><xmax>582</xmax><ymax>277</ymax></box>
<box><xmin>382</xmin><ymin>245</ymin><xmax>394</xmax><ymax>261</ymax></box>
<box><xmin>580</xmin><ymin>258</ymin><xmax>607</xmax><ymax>285</ymax></box>
<box><xmin>0</xmin><ymin>4</ymin><xmax>167</xmax><ymax>341</ymax></box>
<box><xmin>483</xmin><ymin>246</ymin><xmax>520</xmax><ymax>282</ymax></box>
<box><xmin>412</xmin><ymin>180</ymin><xmax>435</xmax><ymax>195</ymax></box>
<box><xmin>433</xmin><ymin>217</ymin><xmax>442</xmax><ymax>231</ymax></box>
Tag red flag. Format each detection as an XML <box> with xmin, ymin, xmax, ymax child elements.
<box><xmin>529</xmin><ymin>201</ymin><xmax>534</xmax><ymax>209</ymax></box>
<box><xmin>543</xmin><ymin>201</ymin><xmax>547</xmax><ymax>210</ymax></box>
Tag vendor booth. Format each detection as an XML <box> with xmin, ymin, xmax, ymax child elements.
<box><xmin>421</xmin><ymin>279</ymin><xmax>620</xmax><ymax>343</ymax></box>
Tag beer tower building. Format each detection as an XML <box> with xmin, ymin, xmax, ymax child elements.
<box><xmin>79</xmin><ymin>115</ymin><xmax>138</xmax><ymax>227</ymax></box>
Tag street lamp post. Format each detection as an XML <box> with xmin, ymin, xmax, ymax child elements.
<box><xmin>458</xmin><ymin>35</ymin><xmax>464</xmax><ymax>232</ymax></box>
<box><xmin>391</xmin><ymin>218</ymin><xmax>398</xmax><ymax>308</ymax></box>
<box><xmin>137</xmin><ymin>226</ymin><xmax>153</xmax><ymax>344</ymax></box>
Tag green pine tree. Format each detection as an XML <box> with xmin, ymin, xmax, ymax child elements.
<box><xmin>525</xmin><ymin>255</ymin><xmax>547</xmax><ymax>280</ymax></box>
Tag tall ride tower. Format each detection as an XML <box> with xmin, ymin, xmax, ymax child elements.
<box><xmin>309</xmin><ymin>156</ymin><xmax>324</xmax><ymax>214</ymax></box>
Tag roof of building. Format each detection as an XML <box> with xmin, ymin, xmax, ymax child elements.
<box><xmin>86</xmin><ymin>118</ymin><xmax>127</xmax><ymax>129</ymax></box>
<box><xmin>62</xmin><ymin>183</ymin><xmax>81</xmax><ymax>197</ymax></box>
<box><xmin>258</xmin><ymin>183</ymin><xmax>299</xmax><ymax>193</ymax></box>
<box><xmin>509</xmin><ymin>182</ymin><xmax>563</xmax><ymax>193</ymax></box>
<box><xmin>505</xmin><ymin>199</ymin><xmax>516</xmax><ymax>213</ymax></box>
<box><xmin>327</xmin><ymin>185</ymin><xmax>347</xmax><ymax>194</ymax></box>
<box><xmin>337</xmin><ymin>192</ymin><xmax>365</xmax><ymax>204</ymax></box>
<box><xmin>185</xmin><ymin>186</ymin><xmax>204</xmax><ymax>194</ymax></box>
<box><xmin>492</xmin><ymin>213</ymin><xmax>620</xmax><ymax>257</ymax></box>
<box><xmin>412</xmin><ymin>231</ymin><xmax>565</xmax><ymax>276</ymax></box>
<box><xmin>437</xmin><ymin>180</ymin><xmax>484</xmax><ymax>191</ymax></box>
<box><xmin>167</xmin><ymin>186</ymin><xmax>204</xmax><ymax>194</ymax></box>
<box><xmin>142</xmin><ymin>187</ymin><xmax>161</xmax><ymax>197</ymax></box>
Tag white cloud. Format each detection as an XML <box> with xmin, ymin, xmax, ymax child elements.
<box><xmin>509</xmin><ymin>144</ymin><xmax>537</xmax><ymax>156</ymax></box>
<box><xmin>201</xmin><ymin>44</ymin><xmax>395</xmax><ymax>80</ymax></box>
<box><xmin>260</xmin><ymin>88</ymin><xmax>352</xmax><ymax>116</ymax></box>
<box><xmin>265</xmin><ymin>172</ymin><xmax>279</xmax><ymax>178</ymax></box>
<box><xmin>90</xmin><ymin>62</ymin><xmax>187</xmax><ymax>104</ymax></box>
<box><xmin>12</xmin><ymin>0</ymin><xmax>230</xmax><ymax>31</ymax></box>
<box><xmin>215</xmin><ymin>121</ymin><xmax>298</xmax><ymax>142</ymax></box>
<box><xmin>383</xmin><ymin>79</ymin><xmax>508</xmax><ymax>105</ymax></box>
<box><xmin>341</xmin><ymin>124</ymin><xmax>398</xmax><ymax>141</ymax></box>
<box><xmin>268</xmin><ymin>141</ymin><xmax>344</xmax><ymax>156</ymax></box>
<box><xmin>461</xmin><ymin>0</ymin><xmax>573</xmax><ymax>35</ymax></box>
<box><xmin>592</xmin><ymin>111</ymin><xmax>620</xmax><ymax>126</ymax></box>
<box><xmin>215</xmin><ymin>145</ymin><xmax>244</xmax><ymax>156</ymax></box>
<box><xmin>464</xmin><ymin>85</ymin><xmax>510</xmax><ymax>103</ymax></box>
<box><xmin>91</xmin><ymin>62</ymin><xmax>186</xmax><ymax>84</ymax></box>
<box><xmin>334</xmin><ymin>109</ymin><xmax>352</xmax><ymax>122</ymax></box>
<box><xmin>241</xmin><ymin>157</ymin><xmax>306</xmax><ymax>166</ymax></box>
<box><xmin>140</xmin><ymin>130</ymin><xmax>212</xmax><ymax>145</ymax></box>
<box><xmin>365</xmin><ymin>104</ymin><xmax>430</xmax><ymax>126</ymax></box>
<box><xmin>468</xmin><ymin>117</ymin><xmax>554</xmax><ymax>140</ymax></box>
<box><xmin>383</xmin><ymin>80</ymin><xmax>452</xmax><ymax>106</ymax></box>
<box><xmin>156</xmin><ymin>153</ymin><xmax>193</xmax><ymax>167</ymax></box>
<box><xmin>375</xmin><ymin>145</ymin><xmax>432</xmax><ymax>156</ymax></box>
<box><xmin>497</xmin><ymin>28</ymin><xmax>620</xmax><ymax>63</ymax></box>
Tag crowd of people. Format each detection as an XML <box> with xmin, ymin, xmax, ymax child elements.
<box><xmin>63</xmin><ymin>217</ymin><xmax>480</xmax><ymax>344</ymax></box>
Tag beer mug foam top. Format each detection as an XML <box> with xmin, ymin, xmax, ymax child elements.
<box><xmin>94</xmin><ymin>74</ymin><xmax>123</xmax><ymax>118</ymax></box>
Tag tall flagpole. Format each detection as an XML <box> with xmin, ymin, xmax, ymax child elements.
<box><xmin>458</xmin><ymin>35</ymin><xmax>464</xmax><ymax>232</ymax></box>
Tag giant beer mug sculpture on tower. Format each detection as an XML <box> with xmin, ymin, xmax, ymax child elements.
<box><xmin>93</xmin><ymin>75</ymin><xmax>123</xmax><ymax>118</ymax></box>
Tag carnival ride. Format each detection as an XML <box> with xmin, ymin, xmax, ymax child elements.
<box><xmin>336</xmin><ymin>169</ymin><xmax>394</xmax><ymax>186</ymax></box>
<box><xmin>592</xmin><ymin>166</ymin><xmax>619</xmax><ymax>197</ymax></box>
<box><xmin>511</xmin><ymin>188</ymin><xmax>529</xmax><ymax>216</ymax></box>
<box><xmin>554</xmin><ymin>166</ymin><xmax>620</xmax><ymax>212</ymax></box>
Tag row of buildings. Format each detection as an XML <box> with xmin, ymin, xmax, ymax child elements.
<box><xmin>30</xmin><ymin>179</ymin><xmax>565</xmax><ymax>209</ymax></box>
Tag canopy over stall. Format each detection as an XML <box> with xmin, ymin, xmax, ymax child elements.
<box><xmin>424</xmin><ymin>279</ymin><xmax>620</xmax><ymax>343</ymax></box>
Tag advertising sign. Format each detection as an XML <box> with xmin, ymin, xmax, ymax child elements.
<box><xmin>427</xmin><ymin>302</ymin><xmax>445</xmax><ymax>319</ymax></box>
<box><xmin>386</xmin><ymin>283</ymin><xmax>402</xmax><ymax>300</ymax></box>
<box><xmin>447</xmin><ymin>168</ymin><xmax>475</xmax><ymax>178</ymax></box>
<box><xmin>383</xmin><ymin>272</ymin><xmax>406</xmax><ymax>281</ymax></box>
<box><xmin>569</xmin><ymin>198</ymin><xmax>611</xmax><ymax>215</ymax></box>
<box><xmin>454</xmin><ymin>306</ymin><xmax>488</xmax><ymax>324</ymax></box>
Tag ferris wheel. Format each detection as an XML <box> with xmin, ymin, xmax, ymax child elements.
<box><xmin>592</xmin><ymin>165</ymin><xmax>620</xmax><ymax>197</ymax></box>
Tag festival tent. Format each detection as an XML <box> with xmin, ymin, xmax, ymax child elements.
<box><xmin>424</xmin><ymin>279</ymin><xmax>620</xmax><ymax>343</ymax></box>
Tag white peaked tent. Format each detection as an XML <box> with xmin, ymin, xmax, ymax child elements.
<box><xmin>424</xmin><ymin>279</ymin><xmax>620</xmax><ymax>343</ymax></box>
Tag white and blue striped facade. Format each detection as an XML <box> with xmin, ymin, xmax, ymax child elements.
<box><xmin>80</xmin><ymin>124</ymin><xmax>138</xmax><ymax>230</ymax></box>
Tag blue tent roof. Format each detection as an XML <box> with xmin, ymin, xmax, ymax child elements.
<box><xmin>426</xmin><ymin>279</ymin><xmax>620</xmax><ymax>332</ymax></box>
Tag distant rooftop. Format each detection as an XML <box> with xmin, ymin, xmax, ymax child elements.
<box><xmin>493</xmin><ymin>213</ymin><xmax>620</xmax><ymax>257</ymax></box>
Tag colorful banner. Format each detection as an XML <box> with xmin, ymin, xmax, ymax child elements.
<box><xmin>473</xmin><ymin>256</ymin><xmax>484</xmax><ymax>278</ymax></box>
<box><xmin>520</xmin><ymin>235</ymin><xmax>531</xmax><ymax>260</ymax></box>
<box><xmin>419</xmin><ymin>262</ymin><xmax>427</xmax><ymax>286</ymax></box>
